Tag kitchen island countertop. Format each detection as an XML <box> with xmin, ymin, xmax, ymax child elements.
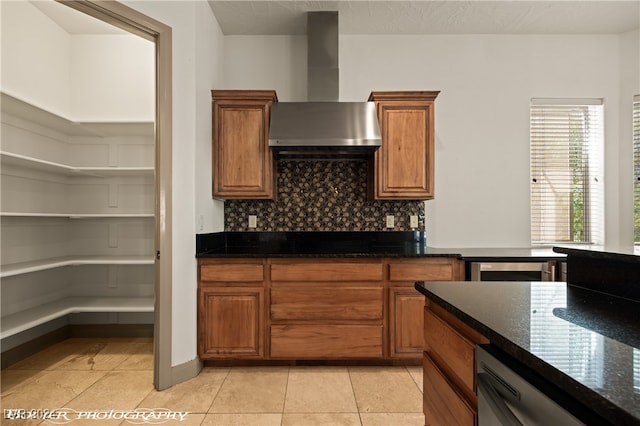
<box><xmin>415</xmin><ymin>279</ymin><xmax>640</xmax><ymax>425</ymax></box>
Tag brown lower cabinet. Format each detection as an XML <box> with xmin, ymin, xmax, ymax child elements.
<box><xmin>197</xmin><ymin>257</ymin><xmax>463</xmax><ymax>362</ymax></box>
<box><xmin>389</xmin><ymin>258</ymin><xmax>464</xmax><ymax>358</ymax></box>
<box><xmin>422</xmin><ymin>298</ymin><xmax>489</xmax><ymax>426</ymax></box>
<box><xmin>198</xmin><ymin>287</ymin><xmax>264</xmax><ymax>358</ymax></box>
<box><xmin>198</xmin><ymin>259</ymin><xmax>266</xmax><ymax>359</ymax></box>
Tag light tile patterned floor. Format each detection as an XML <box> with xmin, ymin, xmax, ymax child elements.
<box><xmin>1</xmin><ymin>338</ymin><xmax>424</xmax><ymax>426</ymax></box>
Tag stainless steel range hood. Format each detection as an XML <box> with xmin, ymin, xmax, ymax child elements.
<box><xmin>269</xmin><ymin>11</ymin><xmax>381</xmax><ymax>159</ymax></box>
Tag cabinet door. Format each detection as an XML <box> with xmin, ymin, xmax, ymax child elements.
<box><xmin>198</xmin><ymin>287</ymin><xmax>264</xmax><ymax>359</ymax></box>
<box><xmin>369</xmin><ymin>91</ymin><xmax>439</xmax><ymax>200</ymax></box>
<box><xmin>212</xmin><ymin>90</ymin><xmax>277</xmax><ymax>199</ymax></box>
<box><xmin>389</xmin><ymin>288</ymin><xmax>424</xmax><ymax>357</ymax></box>
<box><xmin>388</xmin><ymin>258</ymin><xmax>464</xmax><ymax>359</ymax></box>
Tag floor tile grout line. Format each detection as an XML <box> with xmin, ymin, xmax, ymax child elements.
<box><xmin>203</xmin><ymin>366</ymin><xmax>232</xmax><ymax>415</ymax></box>
<box><xmin>346</xmin><ymin>365</ymin><xmax>365</xmax><ymax>423</ymax></box>
<box><xmin>280</xmin><ymin>366</ymin><xmax>291</xmax><ymax>425</ymax></box>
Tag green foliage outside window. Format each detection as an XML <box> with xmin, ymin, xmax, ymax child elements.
<box><xmin>570</xmin><ymin>136</ymin><xmax>585</xmax><ymax>242</ymax></box>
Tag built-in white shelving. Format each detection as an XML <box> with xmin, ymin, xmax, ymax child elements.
<box><xmin>1</xmin><ymin>151</ymin><xmax>154</xmax><ymax>177</ymax></box>
<box><xmin>1</xmin><ymin>212</ymin><xmax>153</xmax><ymax>218</ymax></box>
<box><xmin>0</xmin><ymin>297</ymin><xmax>155</xmax><ymax>339</ymax></box>
<box><xmin>1</xmin><ymin>92</ymin><xmax>155</xmax><ymax>348</ymax></box>
<box><xmin>1</xmin><ymin>255</ymin><xmax>155</xmax><ymax>278</ymax></box>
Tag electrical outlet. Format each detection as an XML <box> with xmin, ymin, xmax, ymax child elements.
<box><xmin>248</xmin><ymin>215</ymin><xmax>257</xmax><ymax>228</ymax></box>
<box><xmin>410</xmin><ymin>215</ymin><xmax>419</xmax><ymax>228</ymax></box>
<box><xmin>386</xmin><ymin>215</ymin><xmax>395</xmax><ymax>228</ymax></box>
<box><xmin>198</xmin><ymin>215</ymin><xmax>204</xmax><ymax>231</ymax></box>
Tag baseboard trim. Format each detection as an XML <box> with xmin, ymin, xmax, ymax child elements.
<box><xmin>1</xmin><ymin>327</ymin><xmax>70</xmax><ymax>368</ymax></box>
<box><xmin>201</xmin><ymin>358</ymin><xmax>422</xmax><ymax>367</ymax></box>
<box><xmin>1</xmin><ymin>324</ymin><xmax>154</xmax><ymax>369</ymax></box>
<box><xmin>171</xmin><ymin>357</ymin><xmax>203</xmax><ymax>387</ymax></box>
<box><xmin>68</xmin><ymin>324</ymin><xmax>153</xmax><ymax>338</ymax></box>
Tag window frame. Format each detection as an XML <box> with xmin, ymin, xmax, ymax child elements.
<box><xmin>530</xmin><ymin>98</ymin><xmax>604</xmax><ymax>246</ymax></box>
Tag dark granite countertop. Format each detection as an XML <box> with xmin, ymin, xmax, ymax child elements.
<box><xmin>554</xmin><ymin>245</ymin><xmax>640</xmax><ymax>263</ymax></box>
<box><xmin>443</xmin><ymin>246</ymin><xmax>565</xmax><ymax>261</ymax></box>
<box><xmin>196</xmin><ymin>231</ymin><xmax>457</xmax><ymax>258</ymax></box>
<box><xmin>414</xmin><ymin>280</ymin><xmax>640</xmax><ymax>425</ymax></box>
<box><xmin>195</xmin><ymin>232</ymin><xmax>567</xmax><ymax>260</ymax></box>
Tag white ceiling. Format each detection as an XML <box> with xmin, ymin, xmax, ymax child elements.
<box><xmin>31</xmin><ymin>0</ymin><xmax>640</xmax><ymax>36</ymax></box>
<box><xmin>208</xmin><ymin>0</ymin><xmax>640</xmax><ymax>35</ymax></box>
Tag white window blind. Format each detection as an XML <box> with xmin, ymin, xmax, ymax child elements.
<box><xmin>634</xmin><ymin>95</ymin><xmax>640</xmax><ymax>243</ymax></box>
<box><xmin>634</xmin><ymin>348</ymin><xmax>640</xmax><ymax>392</ymax></box>
<box><xmin>530</xmin><ymin>98</ymin><xmax>604</xmax><ymax>245</ymax></box>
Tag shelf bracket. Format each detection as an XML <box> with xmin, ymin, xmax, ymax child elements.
<box><xmin>108</xmin><ymin>223</ymin><xmax>119</xmax><ymax>248</ymax></box>
<box><xmin>108</xmin><ymin>264</ymin><xmax>118</xmax><ymax>288</ymax></box>
<box><xmin>109</xmin><ymin>183</ymin><xmax>119</xmax><ymax>208</ymax></box>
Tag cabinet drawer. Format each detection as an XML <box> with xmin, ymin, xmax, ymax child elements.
<box><xmin>271</xmin><ymin>262</ymin><xmax>383</xmax><ymax>282</ymax></box>
<box><xmin>389</xmin><ymin>260</ymin><xmax>457</xmax><ymax>281</ymax></box>
<box><xmin>424</xmin><ymin>307</ymin><xmax>477</xmax><ymax>395</ymax></box>
<box><xmin>271</xmin><ymin>325</ymin><xmax>383</xmax><ymax>358</ymax></box>
<box><xmin>271</xmin><ymin>287</ymin><xmax>383</xmax><ymax>321</ymax></box>
<box><xmin>200</xmin><ymin>263</ymin><xmax>264</xmax><ymax>282</ymax></box>
<box><xmin>423</xmin><ymin>352</ymin><xmax>476</xmax><ymax>426</ymax></box>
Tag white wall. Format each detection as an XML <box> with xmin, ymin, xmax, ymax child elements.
<box><xmin>123</xmin><ymin>0</ymin><xmax>225</xmax><ymax>367</ymax></box>
<box><xmin>0</xmin><ymin>2</ymin><xmax>153</xmax><ymax>123</ymax></box>
<box><xmin>614</xmin><ymin>29</ymin><xmax>640</xmax><ymax>250</ymax></box>
<box><xmin>70</xmin><ymin>35</ymin><xmax>154</xmax><ymax>122</ymax></box>
<box><xmin>223</xmin><ymin>33</ymin><xmax>629</xmax><ymax>248</ymax></box>
<box><xmin>1</xmin><ymin>1</ymin><xmax>71</xmax><ymax>116</ymax></box>
<box><xmin>195</xmin><ymin>2</ymin><xmax>225</xmax><ymax>233</ymax></box>
<box><xmin>223</xmin><ymin>35</ymin><xmax>306</xmax><ymax>101</ymax></box>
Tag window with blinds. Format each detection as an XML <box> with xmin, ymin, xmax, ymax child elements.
<box><xmin>635</xmin><ymin>348</ymin><xmax>640</xmax><ymax>392</ymax></box>
<box><xmin>634</xmin><ymin>95</ymin><xmax>640</xmax><ymax>243</ymax></box>
<box><xmin>530</xmin><ymin>99</ymin><xmax>604</xmax><ymax>245</ymax></box>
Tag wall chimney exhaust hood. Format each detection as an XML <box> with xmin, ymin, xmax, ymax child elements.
<box><xmin>269</xmin><ymin>11</ymin><xmax>382</xmax><ymax>159</ymax></box>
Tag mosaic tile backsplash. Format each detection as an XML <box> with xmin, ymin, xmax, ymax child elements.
<box><xmin>224</xmin><ymin>160</ymin><xmax>425</xmax><ymax>232</ymax></box>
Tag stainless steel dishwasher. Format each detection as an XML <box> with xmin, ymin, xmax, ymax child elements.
<box><xmin>476</xmin><ymin>345</ymin><xmax>583</xmax><ymax>425</ymax></box>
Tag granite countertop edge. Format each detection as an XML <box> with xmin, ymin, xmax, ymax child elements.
<box><xmin>414</xmin><ymin>282</ymin><xmax>638</xmax><ymax>426</ymax></box>
<box><xmin>195</xmin><ymin>232</ymin><xmax>569</xmax><ymax>259</ymax></box>
<box><xmin>196</xmin><ymin>250</ymin><xmax>461</xmax><ymax>258</ymax></box>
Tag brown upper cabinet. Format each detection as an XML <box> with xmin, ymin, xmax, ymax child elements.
<box><xmin>368</xmin><ymin>91</ymin><xmax>440</xmax><ymax>200</ymax></box>
<box><xmin>212</xmin><ymin>90</ymin><xmax>278</xmax><ymax>199</ymax></box>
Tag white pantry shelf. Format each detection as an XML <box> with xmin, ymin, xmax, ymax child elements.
<box><xmin>1</xmin><ymin>255</ymin><xmax>155</xmax><ymax>278</ymax></box>
<box><xmin>1</xmin><ymin>92</ymin><xmax>154</xmax><ymax>137</ymax></box>
<box><xmin>0</xmin><ymin>296</ymin><xmax>155</xmax><ymax>339</ymax></box>
<box><xmin>0</xmin><ymin>151</ymin><xmax>153</xmax><ymax>177</ymax></box>
<box><xmin>0</xmin><ymin>212</ymin><xmax>154</xmax><ymax>218</ymax></box>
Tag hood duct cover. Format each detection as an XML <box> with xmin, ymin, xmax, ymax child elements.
<box><xmin>268</xmin><ymin>11</ymin><xmax>382</xmax><ymax>159</ymax></box>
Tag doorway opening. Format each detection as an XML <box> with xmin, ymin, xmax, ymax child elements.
<box><xmin>0</xmin><ymin>0</ymin><xmax>172</xmax><ymax>390</ymax></box>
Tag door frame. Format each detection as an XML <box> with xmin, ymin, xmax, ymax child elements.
<box><xmin>59</xmin><ymin>0</ymin><xmax>173</xmax><ymax>390</ymax></box>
